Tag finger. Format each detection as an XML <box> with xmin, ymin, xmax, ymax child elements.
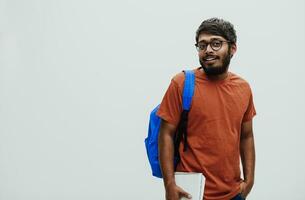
<box><xmin>239</xmin><ymin>181</ymin><xmax>245</xmax><ymax>193</ymax></box>
<box><xmin>180</xmin><ymin>193</ymin><xmax>192</xmax><ymax>199</ymax></box>
<box><xmin>178</xmin><ymin>189</ymin><xmax>192</xmax><ymax>199</ymax></box>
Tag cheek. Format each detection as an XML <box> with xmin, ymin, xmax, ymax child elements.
<box><xmin>218</xmin><ymin>50</ymin><xmax>229</xmax><ymax>59</ymax></box>
<box><xmin>198</xmin><ymin>51</ymin><xmax>205</xmax><ymax>58</ymax></box>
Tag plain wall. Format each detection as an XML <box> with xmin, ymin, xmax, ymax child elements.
<box><xmin>1</xmin><ymin>0</ymin><xmax>304</xmax><ymax>199</ymax></box>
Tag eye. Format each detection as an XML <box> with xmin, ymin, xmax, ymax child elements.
<box><xmin>198</xmin><ymin>43</ymin><xmax>207</xmax><ymax>50</ymax></box>
<box><xmin>211</xmin><ymin>40</ymin><xmax>222</xmax><ymax>48</ymax></box>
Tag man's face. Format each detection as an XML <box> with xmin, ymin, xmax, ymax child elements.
<box><xmin>197</xmin><ymin>33</ymin><xmax>236</xmax><ymax>75</ymax></box>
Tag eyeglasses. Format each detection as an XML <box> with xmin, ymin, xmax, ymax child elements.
<box><xmin>195</xmin><ymin>39</ymin><xmax>231</xmax><ymax>52</ymax></box>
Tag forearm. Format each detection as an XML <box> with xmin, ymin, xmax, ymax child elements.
<box><xmin>240</xmin><ymin>132</ymin><xmax>255</xmax><ymax>184</ymax></box>
<box><xmin>159</xmin><ymin>129</ymin><xmax>176</xmax><ymax>188</ymax></box>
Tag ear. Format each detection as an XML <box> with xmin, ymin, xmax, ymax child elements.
<box><xmin>230</xmin><ymin>43</ymin><xmax>237</xmax><ymax>57</ymax></box>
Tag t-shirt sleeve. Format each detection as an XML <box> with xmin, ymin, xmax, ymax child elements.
<box><xmin>242</xmin><ymin>88</ymin><xmax>257</xmax><ymax>122</ymax></box>
<box><xmin>156</xmin><ymin>79</ymin><xmax>183</xmax><ymax>127</ymax></box>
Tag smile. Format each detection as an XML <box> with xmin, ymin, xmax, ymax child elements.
<box><xmin>203</xmin><ymin>56</ymin><xmax>218</xmax><ymax>62</ymax></box>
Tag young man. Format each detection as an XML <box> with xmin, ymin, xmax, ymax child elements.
<box><xmin>157</xmin><ymin>18</ymin><xmax>256</xmax><ymax>200</ymax></box>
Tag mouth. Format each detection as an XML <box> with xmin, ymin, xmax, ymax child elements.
<box><xmin>203</xmin><ymin>55</ymin><xmax>218</xmax><ymax>63</ymax></box>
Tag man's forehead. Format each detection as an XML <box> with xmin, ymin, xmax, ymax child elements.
<box><xmin>198</xmin><ymin>33</ymin><xmax>225</xmax><ymax>42</ymax></box>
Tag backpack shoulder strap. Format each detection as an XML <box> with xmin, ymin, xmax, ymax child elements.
<box><xmin>182</xmin><ymin>70</ymin><xmax>195</xmax><ymax>111</ymax></box>
<box><xmin>173</xmin><ymin>70</ymin><xmax>195</xmax><ymax>157</ymax></box>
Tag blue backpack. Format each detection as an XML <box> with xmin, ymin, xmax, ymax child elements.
<box><xmin>144</xmin><ymin>70</ymin><xmax>195</xmax><ymax>178</ymax></box>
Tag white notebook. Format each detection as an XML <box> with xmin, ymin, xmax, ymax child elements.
<box><xmin>174</xmin><ymin>172</ymin><xmax>205</xmax><ymax>200</ymax></box>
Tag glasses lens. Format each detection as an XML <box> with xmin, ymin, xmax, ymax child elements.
<box><xmin>211</xmin><ymin>40</ymin><xmax>222</xmax><ymax>50</ymax></box>
<box><xmin>197</xmin><ymin>43</ymin><xmax>207</xmax><ymax>51</ymax></box>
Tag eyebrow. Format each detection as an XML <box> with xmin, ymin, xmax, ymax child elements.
<box><xmin>198</xmin><ymin>37</ymin><xmax>224</xmax><ymax>43</ymax></box>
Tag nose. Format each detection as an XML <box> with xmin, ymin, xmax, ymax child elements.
<box><xmin>206</xmin><ymin>43</ymin><xmax>214</xmax><ymax>53</ymax></box>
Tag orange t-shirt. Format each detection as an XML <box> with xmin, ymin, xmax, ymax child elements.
<box><xmin>157</xmin><ymin>67</ymin><xmax>256</xmax><ymax>200</ymax></box>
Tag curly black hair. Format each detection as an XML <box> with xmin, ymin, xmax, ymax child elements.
<box><xmin>195</xmin><ymin>18</ymin><xmax>237</xmax><ymax>44</ymax></box>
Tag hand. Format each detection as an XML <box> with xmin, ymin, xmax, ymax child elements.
<box><xmin>165</xmin><ymin>183</ymin><xmax>192</xmax><ymax>200</ymax></box>
<box><xmin>239</xmin><ymin>180</ymin><xmax>254</xmax><ymax>199</ymax></box>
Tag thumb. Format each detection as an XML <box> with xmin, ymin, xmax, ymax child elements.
<box><xmin>178</xmin><ymin>187</ymin><xmax>192</xmax><ymax>199</ymax></box>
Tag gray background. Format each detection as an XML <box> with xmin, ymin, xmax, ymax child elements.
<box><xmin>1</xmin><ymin>0</ymin><xmax>304</xmax><ymax>199</ymax></box>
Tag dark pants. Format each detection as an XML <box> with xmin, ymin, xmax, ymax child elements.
<box><xmin>231</xmin><ymin>193</ymin><xmax>246</xmax><ymax>200</ymax></box>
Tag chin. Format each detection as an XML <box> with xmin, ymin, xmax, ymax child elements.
<box><xmin>201</xmin><ymin>64</ymin><xmax>228</xmax><ymax>75</ymax></box>
<box><xmin>204</xmin><ymin>64</ymin><xmax>224</xmax><ymax>72</ymax></box>
<box><xmin>206</xmin><ymin>64</ymin><xmax>221</xmax><ymax>69</ymax></box>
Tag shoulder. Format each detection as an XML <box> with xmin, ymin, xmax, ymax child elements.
<box><xmin>171</xmin><ymin>68</ymin><xmax>197</xmax><ymax>88</ymax></box>
<box><xmin>170</xmin><ymin>71</ymin><xmax>186</xmax><ymax>90</ymax></box>
<box><xmin>229</xmin><ymin>72</ymin><xmax>252</xmax><ymax>91</ymax></box>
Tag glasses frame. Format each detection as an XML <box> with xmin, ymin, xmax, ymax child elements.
<box><xmin>195</xmin><ymin>39</ymin><xmax>231</xmax><ymax>52</ymax></box>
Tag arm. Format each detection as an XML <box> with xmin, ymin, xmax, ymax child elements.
<box><xmin>158</xmin><ymin>119</ymin><xmax>191</xmax><ymax>200</ymax></box>
<box><xmin>239</xmin><ymin>119</ymin><xmax>256</xmax><ymax>198</ymax></box>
